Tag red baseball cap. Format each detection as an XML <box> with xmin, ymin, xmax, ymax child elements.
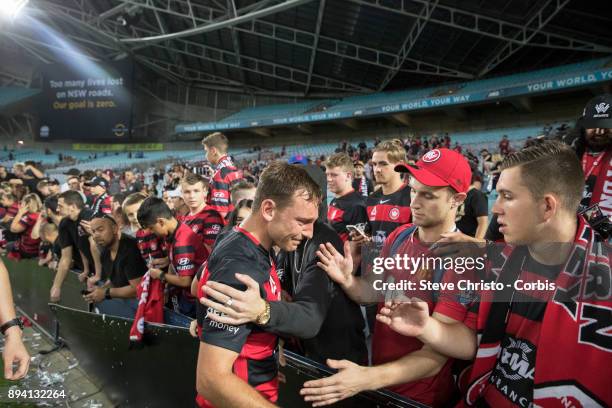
<box><xmin>395</xmin><ymin>148</ymin><xmax>472</xmax><ymax>193</ymax></box>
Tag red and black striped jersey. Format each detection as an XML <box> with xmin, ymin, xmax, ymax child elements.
<box><xmin>197</xmin><ymin>226</ymin><xmax>281</xmax><ymax>407</ymax></box>
<box><xmin>166</xmin><ymin>222</ymin><xmax>209</xmax><ymax>302</ymax></box>
<box><xmin>5</xmin><ymin>202</ymin><xmax>19</xmax><ymax>219</ymax></box>
<box><xmin>366</xmin><ymin>184</ymin><xmax>411</xmax><ymax>246</ymax></box>
<box><xmin>135</xmin><ymin>229</ymin><xmax>166</xmax><ymax>262</ymax></box>
<box><xmin>91</xmin><ymin>193</ymin><xmax>112</xmax><ymax>216</ymax></box>
<box><xmin>327</xmin><ymin>190</ymin><xmax>367</xmax><ymax>242</ymax></box>
<box><xmin>177</xmin><ymin>206</ymin><xmax>224</xmax><ymax>251</ymax></box>
<box><xmin>206</xmin><ymin>155</ymin><xmax>243</xmax><ymax>217</ymax></box>
<box><xmin>15</xmin><ymin>212</ymin><xmax>40</xmax><ymax>256</ymax></box>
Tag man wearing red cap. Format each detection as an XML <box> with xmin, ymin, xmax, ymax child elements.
<box><xmin>302</xmin><ymin>148</ymin><xmax>473</xmax><ymax>407</ymax></box>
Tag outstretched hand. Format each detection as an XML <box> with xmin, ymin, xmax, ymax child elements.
<box><xmin>300</xmin><ymin>359</ymin><xmax>369</xmax><ymax>406</ymax></box>
<box><xmin>376</xmin><ymin>298</ymin><xmax>431</xmax><ymax>337</ymax></box>
<box><xmin>316</xmin><ymin>241</ymin><xmax>354</xmax><ymax>288</ymax></box>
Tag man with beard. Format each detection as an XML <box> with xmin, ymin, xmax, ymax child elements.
<box><xmin>82</xmin><ymin>215</ymin><xmax>147</xmax><ymax>317</ymax></box>
<box><xmin>567</xmin><ymin>94</ymin><xmax>612</xmax><ymax>217</ymax></box>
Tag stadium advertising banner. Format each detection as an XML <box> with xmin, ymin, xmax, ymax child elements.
<box><xmin>176</xmin><ymin>65</ymin><xmax>612</xmax><ymax>133</ymax></box>
<box><xmin>38</xmin><ymin>60</ymin><xmax>133</xmax><ymax>141</ymax></box>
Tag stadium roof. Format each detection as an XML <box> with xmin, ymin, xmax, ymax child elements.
<box><xmin>1</xmin><ymin>0</ymin><xmax>611</xmax><ymax>97</ymax></box>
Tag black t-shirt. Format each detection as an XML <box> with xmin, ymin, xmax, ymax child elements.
<box><xmin>52</xmin><ymin>240</ymin><xmax>62</xmax><ymax>260</ymax></box>
<box><xmin>456</xmin><ymin>187</ymin><xmax>488</xmax><ymax>237</ymax></box>
<box><xmin>127</xmin><ymin>181</ymin><xmax>143</xmax><ymax>194</ymax></box>
<box><xmin>100</xmin><ymin>234</ymin><xmax>147</xmax><ymax>288</ymax></box>
<box><xmin>275</xmin><ymin>221</ymin><xmax>367</xmax><ymax>364</ymax></box>
<box><xmin>58</xmin><ymin>209</ymin><xmax>93</xmax><ymax>271</ymax></box>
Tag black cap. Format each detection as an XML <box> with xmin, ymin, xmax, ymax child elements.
<box><xmin>85</xmin><ymin>177</ymin><xmax>108</xmax><ymax>189</ymax></box>
<box><xmin>63</xmin><ymin>168</ymin><xmax>80</xmax><ymax>176</ymax></box>
<box><xmin>92</xmin><ymin>213</ymin><xmax>117</xmax><ymax>224</ymax></box>
<box><xmin>580</xmin><ymin>94</ymin><xmax>612</xmax><ymax>129</ymax></box>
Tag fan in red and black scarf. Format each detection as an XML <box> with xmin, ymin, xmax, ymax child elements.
<box><xmin>202</xmin><ymin>132</ymin><xmax>243</xmax><ymax>219</ymax></box>
<box><xmin>352</xmin><ymin>160</ymin><xmax>374</xmax><ymax>197</ymax></box>
<box><xmin>137</xmin><ymin>196</ymin><xmax>208</xmax><ymax>319</ymax></box>
<box><xmin>567</xmin><ymin>94</ymin><xmax>612</xmax><ymax>219</ymax></box>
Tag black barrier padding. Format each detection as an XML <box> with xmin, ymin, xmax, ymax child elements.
<box><xmin>4</xmin><ymin>257</ymin><xmax>88</xmax><ymax>335</ymax></box>
<box><xmin>6</xmin><ymin>257</ymin><xmax>427</xmax><ymax>407</ymax></box>
<box><xmin>51</xmin><ymin>304</ymin><xmax>197</xmax><ymax>408</ymax></box>
<box><xmin>279</xmin><ymin>350</ymin><xmax>427</xmax><ymax>408</ymax></box>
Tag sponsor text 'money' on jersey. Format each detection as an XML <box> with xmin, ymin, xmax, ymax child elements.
<box><xmin>198</xmin><ymin>226</ymin><xmax>281</xmax><ymax>407</ymax></box>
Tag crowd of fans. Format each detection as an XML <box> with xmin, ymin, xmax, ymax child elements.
<box><xmin>0</xmin><ymin>95</ymin><xmax>610</xmax><ymax>407</ymax></box>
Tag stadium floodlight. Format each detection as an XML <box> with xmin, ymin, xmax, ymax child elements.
<box><xmin>0</xmin><ymin>0</ymin><xmax>29</xmax><ymax>19</ymax></box>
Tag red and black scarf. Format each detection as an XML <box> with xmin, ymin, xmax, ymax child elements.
<box><xmin>129</xmin><ymin>272</ymin><xmax>165</xmax><ymax>344</ymax></box>
<box><xmin>587</xmin><ymin>149</ymin><xmax>612</xmax><ymax>218</ymax></box>
<box><xmin>464</xmin><ymin>217</ymin><xmax>612</xmax><ymax>407</ymax></box>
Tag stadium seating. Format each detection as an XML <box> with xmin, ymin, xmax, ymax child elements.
<box><xmin>0</xmin><ymin>122</ymin><xmax>568</xmax><ymax>174</ymax></box>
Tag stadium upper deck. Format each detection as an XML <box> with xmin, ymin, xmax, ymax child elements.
<box><xmin>176</xmin><ymin>58</ymin><xmax>610</xmax><ymax>133</ymax></box>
